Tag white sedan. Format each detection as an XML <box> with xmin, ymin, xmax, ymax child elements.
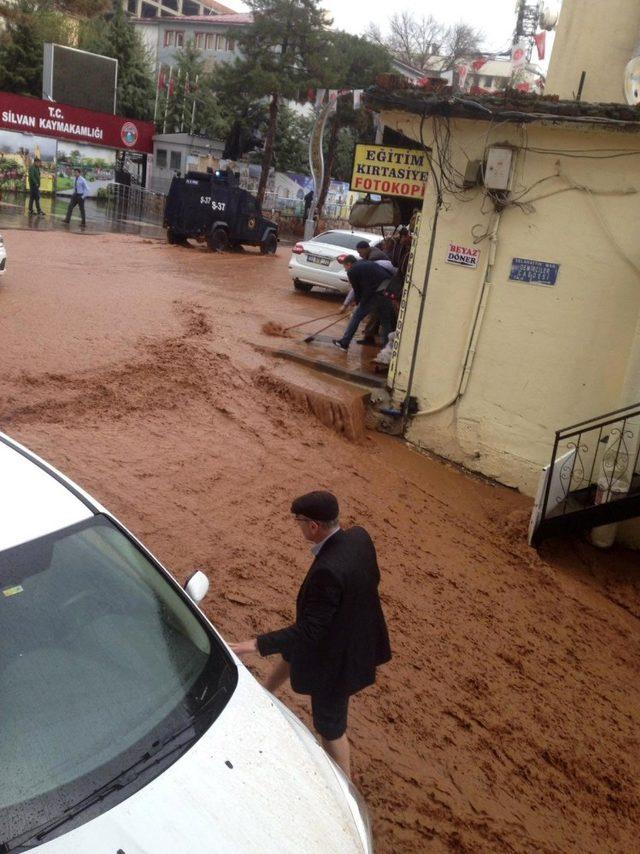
<box><xmin>0</xmin><ymin>233</ymin><xmax>6</xmax><ymax>275</ymax></box>
<box><xmin>0</xmin><ymin>432</ymin><xmax>373</xmax><ymax>854</ymax></box>
<box><xmin>288</xmin><ymin>229</ymin><xmax>384</xmax><ymax>295</ymax></box>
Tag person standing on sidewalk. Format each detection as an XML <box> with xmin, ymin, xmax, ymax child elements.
<box><xmin>64</xmin><ymin>169</ymin><xmax>88</xmax><ymax>227</ymax></box>
<box><xmin>231</xmin><ymin>491</ymin><xmax>391</xmax><ymax>779</ymax></box>
<box><xmin>333</xmin><ymin>255</ymin><xmax>396</xmax><ymax>352</ymax></box>
<box><xmin>28</xmin><ymin>158</ymin><xmax>45</xmax><ymax>217</ymax></box>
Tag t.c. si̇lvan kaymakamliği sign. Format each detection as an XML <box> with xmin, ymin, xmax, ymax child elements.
<box><xmin>350</xmin><ymin>144</ymin><xmax>429</xmax><ymax>200</ymax></box>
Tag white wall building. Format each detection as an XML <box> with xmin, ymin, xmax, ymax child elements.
<box><xmin>546</xmin><ymin>0</ymin><xmax>640</xmax><ymax>103</ymax></box>
<box><xmin>134</xmin><ymin>13</ymin><xmax>249</xmax><ymax>74</ymax></box>
<box><xmin>370</xmin><ymin>86</ymin><xmax>640</xmax><ymax>547</ymax></box>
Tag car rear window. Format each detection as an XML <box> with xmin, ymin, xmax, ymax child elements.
<box><xmin>312</xmin><ymin>232</ymin><xmax>372</xmax><ymax>249</ymax></box>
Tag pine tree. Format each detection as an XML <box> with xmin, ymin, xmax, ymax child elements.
<box><xmin>157</xmin><ymin>42</ymin><xmax>212</xmax><ymax>135</ymax></box>
<box><xmin>0</xmin><ymin>0</ymin><xmax>74</xmax><ymax>96</ymax></box>
<box><xmin>312</xmin><ymin>31</ymin><xmax>390</xmax><ymax>217</ymax></box>
<box><xmin>272</xmin><ymin>103</ymin><xmax>312</xmax><ymax>173</ymax></box>
<box><xmin>0</xmin><ymin>5</ymin><xmax>44</xmax><ymax>95</ymax></box>
<box><xmin>80</xmin><ymin>3</ymin><xmax>155</xmax><ymax>119</ymax></box>
<box><xmin>222</xmin><ymin>0</ymin><xmax>330</xmax><ymax>203</ymax></box>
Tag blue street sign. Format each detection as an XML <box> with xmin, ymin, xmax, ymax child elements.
<box><xmin>509</xmin><ymin>258</ymin><xmax>560</xmax><ymax>286</ymax></box>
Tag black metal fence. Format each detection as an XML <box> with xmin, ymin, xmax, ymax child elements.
<box><xmin>532</xmin><ymin>402</ymin><xmax>640</xmax><ymax>543</ymax></box>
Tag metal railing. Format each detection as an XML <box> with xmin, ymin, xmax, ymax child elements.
<box><xmin>105</xmin><ymin>183</ymin><xmax>166</xmax><ymax>226</ymax></box>
<box><xmin>535</xmin><ymin>402</ymin><xmax>640</xmax><ymax>536</ymax></box>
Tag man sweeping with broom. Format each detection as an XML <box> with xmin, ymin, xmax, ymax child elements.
<box><xmin>332</xmin><ymin>256</ymin><xmax>396</xmax><ymax>352</ymax></box>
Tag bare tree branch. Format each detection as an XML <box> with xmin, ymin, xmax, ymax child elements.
<box><xmin>367</xmin><ymin>10</ymin><xmax>483</xmax><ymax>75</ymax></box>
<box><xmin>441</xmin><ymin>21</ymin><xmax>485</xmax><ymax>71</ymax></box>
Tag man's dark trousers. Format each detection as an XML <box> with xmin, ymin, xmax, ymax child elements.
<box><xmin>64</xmin><ymin>193</ymin><xmax>85</xmax><ymax>226</ymax></box>
<box><xmin>338</xmin><ymin>292</ymin><xmax>396</xmax><ymax>349</ymax></box>
<box><xmin>28</xmin><ymin>187</ymin><xmax>42</xmax><ymax>215</ymax></box>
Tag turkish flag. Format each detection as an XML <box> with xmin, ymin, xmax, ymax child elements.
<box><xmin>158</xmin><ymin>70</ymin><xmax>166</xmax><ymax>91</ymax></box>
<box><xmin>471</xmin><ymin>58</ymin><xmax>486</xmax><ymax>71</ymax></box>
<box><xmin>534</xmin><ymin>31</ymin><xmax>546</xmax><ymax>61</ymax></box>
<box><xmin>168</xmin><ymin>78</ymin><xmax>175</xmax><ymax>98</ymax></box>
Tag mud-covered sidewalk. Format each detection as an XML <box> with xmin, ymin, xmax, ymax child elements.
<box><xmin>1</xmin><ymin>229</ymin><xmax>639</xmax><ymax>853</ymax></box>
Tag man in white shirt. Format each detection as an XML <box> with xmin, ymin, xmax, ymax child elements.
<box><xmin>64</xmin><ymin>169</ymin><xmax>88</xmax><ymax>227</ymax></box>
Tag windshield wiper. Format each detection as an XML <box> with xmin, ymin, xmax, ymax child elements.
<box><xmin>3</xmin><ymin>676</ymin><xmax>233</xmax><ymax>853</ymax></box>
<box><xmin>2</xmin><ymin>721</ymin><xmax>199</xmax><ymax>853</ymax></box>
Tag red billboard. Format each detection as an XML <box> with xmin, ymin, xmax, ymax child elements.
<box><xmin>0</xmin><ymin>92</ymin><xmax>154</xmax><ymax>154</ymax></box>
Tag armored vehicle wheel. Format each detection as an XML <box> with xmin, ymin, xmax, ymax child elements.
<box><xmin>260</xmin><ymin>233</ymin><xmax>278</xmax><ymax>255</ymax></box>
<box><xmin>293</xmin><ymin>279</ymin><xmax>313</xmax><ymax>293</ymax></box>
<box><xmin>207</xmin><ymin>227</ymin><xmax>229</xmax><ymax>252</ymax></box>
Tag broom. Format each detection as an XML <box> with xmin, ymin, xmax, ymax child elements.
<box><xmin>283</xmin><ymin>309</ymin><xmax>343</xmax><ymax>334</ymax></box>
<box><xmin>303</xmin><ymin>313</ymin><xmax>347</xmax><ymax>343</ymax></box>
<box><xmin>262</xmin><ymin>310</ymin><xmax>344</xmax><ymax>339</ymax></box>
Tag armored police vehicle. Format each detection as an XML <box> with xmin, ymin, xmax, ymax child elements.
<box><xmin>164</xmin><ymin>170</ymin><xmax>278</xmax><ymax>254</ymax></box>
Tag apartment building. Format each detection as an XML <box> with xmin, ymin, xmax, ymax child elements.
<box><xmin>123</xmin><ymin>0</ymin><xmax>235</xmax><ymax>20</ymax></box>
<box><xmin>134</xmin><ymin>13</ymin><xmax>250</xmax><ymax>72</ymax></box>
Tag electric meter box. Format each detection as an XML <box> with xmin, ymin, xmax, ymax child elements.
<box><xmin>484</xmin><ymin>147</ymin><xmax>514</xmax><ymax>190</ymax></box>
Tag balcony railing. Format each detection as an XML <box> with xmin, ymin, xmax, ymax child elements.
<box><xmin>530</xmin><ymin>402</ymin><xmax>640</xmax><ymax>546</ymax></box>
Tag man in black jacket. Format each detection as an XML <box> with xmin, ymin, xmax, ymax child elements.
<box><xmin>333</xmin><ymin>256</ymin><xmax>396</xmax><ymax>352</ymax></box>
<box><xmin>231</xmin><ymin>491</ymin><xmax>391</xmax><ymax>778</ymax></box>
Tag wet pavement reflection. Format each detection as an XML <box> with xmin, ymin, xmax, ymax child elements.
<box><xmin>0</xmin><ymin>194</ymin><xmax>164</xmax><ymax>238</ymax></box>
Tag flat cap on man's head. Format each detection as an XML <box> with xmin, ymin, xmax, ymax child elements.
<box><xmin>355</xmin><ymin>240</ymin><xmax>370</xmax><ymax>249</ymax></box>
<box><xmin>291</xmin><ymin>491</ymin><xmax>339</xmax><ymax>522</ymax></box>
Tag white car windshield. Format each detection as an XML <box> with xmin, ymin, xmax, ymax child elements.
<box><xmin>0</xmin><ymin>515</ymin><xmax>236</xmax><ymax>850</ymax></box>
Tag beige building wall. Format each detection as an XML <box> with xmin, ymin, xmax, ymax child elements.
<box><xmin>546</xmin><ymin>0</ymin><xmax>640</xmax><ymax>102</ymax></box>
<box><xmin>383</xmin><ymin>110</ymin><xmax>640</xmax><ymax>507</ymax></box>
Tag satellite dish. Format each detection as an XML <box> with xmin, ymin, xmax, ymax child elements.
<box><xmin>539</xmin><ymin>2</ymin><xmax>560</xmax><ymax>30</ymax></box>
<box><xmin>624</xmin><ymin>56</ymin><xmax>640</xmax><ymax>105</ymax></box>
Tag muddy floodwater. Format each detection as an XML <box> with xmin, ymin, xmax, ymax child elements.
<box><xmin>1</xmin><ymin>230</ymin><xmax>640</xmax><ymax>853</ymax></box>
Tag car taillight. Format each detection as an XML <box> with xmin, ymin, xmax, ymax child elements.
<box><xmin>292</xmin><ymin>243</ymin><xmax>304</xmax><ymax>255</ymax></box>
<box><xmin>337</xmin><ymin>253</ymin><xmax>347</xmax><ymax>263</ymax></box>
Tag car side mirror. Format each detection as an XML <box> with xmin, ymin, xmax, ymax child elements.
<box><xmin>184</xmin><ymin>570</ymin><xmax>209</xmax><ymax>604</ymax></box>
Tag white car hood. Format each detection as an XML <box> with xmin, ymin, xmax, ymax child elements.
<box><xmin>33</xmin><ymin>666</ymin><xmax>363</xmax><ymax>854</ymax></box>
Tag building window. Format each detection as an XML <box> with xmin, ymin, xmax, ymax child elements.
<box><xmin>156</xmin><ymin>149</ymin><xmax>167</xmax><ymax>168</ymax></box>
<box><xmin>215</xmin><ymin>33</ymin><xmax>223</xmax><ymax>50</ymax></box>
<box><xmin>194</xmin><ymin>32</ymin><xmax>204</xmax><ymax>48</ymax></box>
<box><xmin>175</xmin><ymin>30</ymin><xmax>184</xmax><ymax>47</ymax></box>
<box><xmin>127</xmin><ymin>0</ymin><xmax>137</xmax><ymax>14</ymax></box>
<box><xmin>163</xmin><ymin>0</ymin><xmax>178</xmax><ymax>9</ymax></box>
<box><xmin>141</xmin><ymin>1</ymin><xmax>156</xmax><ymax>17</ymax></box>
<box><xmin>205</xmin><ymin>33</ymin><xmax>214</xmax><ymax>49</ymax></box>
<box><xmin>164</xmin><ymin>30</ymin><xmax>175</xmax><ymax>47</ymax></box>
<box><xmin>170</xmin><ymin>151</ymin><xmax>181</xmax><ymax>171</ymax></box>
<box><xmin>183</xmin><ymin>0</ymin><xmax>199</xmax><ymax>13</ymax></box>
<box><xmin>226</xmin><ymin>37</ymin><xmax>235</xmax><ymax>51</ymax></box>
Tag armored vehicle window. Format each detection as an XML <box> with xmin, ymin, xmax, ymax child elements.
<box><xmin>170</xmin><ymin>151</ymin><xmax>181</xmax><ymax>171</ymax></box>
<box><xmin>240</xmin><ymin>193</ymin><xmax>258</xmax><ymax>215</ymax></box>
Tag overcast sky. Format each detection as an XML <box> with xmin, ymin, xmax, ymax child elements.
<box><xmin>233</xmin><ymin>0</ymin><xmax>555</xmax><ymax>70</ymax></box>
<box><xmin>322</xmin><ymin>0</ymin><xmax>519</xmax><ymax>55</ymax></box>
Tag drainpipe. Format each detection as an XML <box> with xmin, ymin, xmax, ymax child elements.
<box><xmin>408</xmin><ymin>210</ymin><xmax>502</xmax><ymax>419</ymax></box>
<box><xmin>401</xmin><ymin>200</ymin><xmax>441</xmax><ymax>419</ymax></box>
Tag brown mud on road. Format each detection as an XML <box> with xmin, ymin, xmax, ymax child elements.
<box><xmin>1</xmin><ymin>230</ymin><xmax>640</xmax><ymax>853</ymax></box>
